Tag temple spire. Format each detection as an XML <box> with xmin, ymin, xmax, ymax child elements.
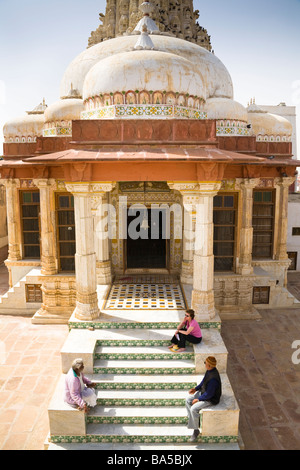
<box><xmin>88</xmin><ymin>0</ymin><xmax>212</xmax><ymax>51</ymax></box>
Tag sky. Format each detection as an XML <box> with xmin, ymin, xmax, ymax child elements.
<box><xmin>0</xmin><ymin>0</ymin><xmax>300</xmax><ymax>156</ymax></box>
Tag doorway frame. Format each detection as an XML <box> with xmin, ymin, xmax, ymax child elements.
<box><xmin>124</xmin><ymin>204</ymin><xmax>171</xmax><ymax>274</ymax></box>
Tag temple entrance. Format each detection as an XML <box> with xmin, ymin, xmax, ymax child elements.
<box><xmin>126</xmin><ymin>207</ymin><xmax>169</xmax><ymax>269</ymax></box>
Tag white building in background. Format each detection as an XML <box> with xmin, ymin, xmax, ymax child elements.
<box><xmin>257</xmin><ymin>102</ymin><xmax>298</xmax><ymax>191</ymax></box>
<box><xmin>261</xmin><ymin>103</ymin><xmax>300</xmax><ymax>271</ymax></box>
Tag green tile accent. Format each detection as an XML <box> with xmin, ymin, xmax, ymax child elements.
<box><xmin>94</xmin><ymin>352</ymin><xmax>194</xmax><ymax>361</ymax></box>
<box><xmin>95</xmin><ymin>382</ymin><xmax>195</xmax><ymax>390</ymax></box>
<box><xmin>96</xmin><ymin>398</ymin><xmax>186</xmax><ymax>407</ymax></box>
<box><xmin>50</xmin><ymin>434</ymin><xmax>238</xmax><ymax>444</ymax></box>
<box><xmin>69</xmin><ymin>321</ymin><xmax>221</xmax><ymax>331</ymax></box>
<box><xmin>86</xmin><ymin>416</ymin><xmax>188</xmax><ymax>425</ymax></box>
<box><xmin>93</xmin><ymin>367</ymin><xmax>195</xmax><ymax>375</ymax></box>
<box><xmin>96</xmin><ymin>340</ymin><xmax>171</xmax><ymax>347</ymax></box>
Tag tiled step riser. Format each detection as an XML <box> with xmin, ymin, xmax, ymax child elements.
<box><xmin>95</xmin><ymin>353</ymin><xmax>194</xmax><ymax>360</ymax></box>
<box><xmin>97</xmin><ymin>340</ymin><xmax>171</xmax><ymax>347</ymax></box>
<box><xmin>96</xmin><ymin>399</ymin><xmax>186</xmax><ymax>407</ymax></box>
<box><xmin>87</xmin><ymin>417</ymin><xmax>188</xmax><ymax>425</ymax></box>
<box><xmin>50</xmin><ymin>435</ymin><xmax>238</xmax><ymax>445</ymax></box>
<box><xmin>94</xmin><ymin>382</ymin><xmax>195</xmax><ymax>390</ymax></box>
<box><xmin>69</xmin><ymin>322</ymin><xmax>220</xmax><ymax>331</ymax></box>
<box><xmin>93</xmin><ymin>367</ymin><xmax>195</xmax><ymax>375</ymax></box>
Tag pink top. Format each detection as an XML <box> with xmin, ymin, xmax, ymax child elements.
<box><xmin>184</xmin><ymin>318</ymin><xmax>202</xmax><ymax>338</ymax></box>
<box><xmin>64</xmin><ymin>368</ymin><xmax>92</xmax><ymax>408</ymax></box>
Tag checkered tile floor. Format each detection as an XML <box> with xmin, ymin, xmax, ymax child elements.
<box><xmin>105</xmin><ymin>283</ymin><xmax>186</xmax><ymax>310</ymax></box>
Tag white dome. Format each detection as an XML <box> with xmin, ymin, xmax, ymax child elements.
<box><xmin>247</xmin><ymin>104</ymin><xmax>292</xmax><ymax>140</ymax></box>
<box><xmin>82</xmin><ymin>50</ymin><xmax>205</xmax><ymax>100</ymax></box>
<box><xmin>44</xmin><ymin>98</ymin><xmax>84</xmax><ymax>123</ymax></box>
<box><xmin>3</xmin><ymin>113</ymin><xmax>44</xmax><ymax>142</ymax></box>
<box><xmin>206</xmin><ymin>97</ymin><xmax>248</xmax><ymax>122</ymax></box>
<box><xmin>60</xmin><ymin>34</ymin><xmax>233</xmax><ymax>101</ymax></box>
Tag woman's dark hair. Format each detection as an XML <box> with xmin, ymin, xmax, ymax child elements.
<box><xmin>186</xmin><ymin>309</ymin><xmax>195</xmax><ymax>319</ymax></box>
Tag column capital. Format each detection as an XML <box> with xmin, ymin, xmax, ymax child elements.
<box><xmin>235</xmin><ymin>178</ymin><xmax>261</xmax><ymax>190</ymax></box>
<box><xmin>65</xmin><ymin>181</ymin><xmax>116</xmax><ymax>195</ymax></box>
<box><xmin>32</xmin><ymin>178</ymin><xmax>56</xmax><ymax>189</ymax></box>
<box><xmin>168</xmin><ymin>181</ymin><xmax>222</xmax><ymax>196</ymax></box>
<box><xmin>274</xmin><ymin>176</ymin><xmax>296</xmax><ymax>188</ymax></box>
<box><xmin>0</xmin><ymin>178</ymin><xmax>20</xmax><ymax>189</ymax></box>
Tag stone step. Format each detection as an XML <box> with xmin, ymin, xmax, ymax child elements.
<box><xmin>68</xmin><ymin>309</ymin><xmax>221</xmax><ymax>331</ymax></box>
<box><xmin>95</xmin><ymin>389</ymin><xmax>188</xmax><ymax>407</ymax></box>
<box><xmin>87</xmin><ymin>406</ymin><xmax>188</xmax><ymax>424</ymax></box>
<box><xmin>90</xmin><ymin>373</ymin><xmax>197</xmax><ymax>390</ymax></box>
<box><xmin>61</xmin><ymin>327</ymin><xmax>227</xmax><ymax>374</ymax></box>
<box><xmin>48</xmin><ymin>373</ymin><xmax>239</xmax><ymax>440</ymax></box>
<box><xmin>93</xmin><ymin>358</ymin><xmax>195</xmax><ymax>375</ymax></box>
<box><xmin>94</xmin><ymin>345</ymin><xmax>194</xmax><ymax>361</ymax></box>
<box><xmin>49</xmin><ymin>423</ymin><xmax>239</xmax><ymax>445</ymax></box>
<box><xmin>47</xmin><ymin>440</ymin><xmax>240</xmax><ymax>450</ymax></box>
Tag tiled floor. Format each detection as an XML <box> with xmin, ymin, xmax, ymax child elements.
<box><xmin>105</xmin><ymin>283</ymin><xmax>187</xmax><ymax>310</ymax></box>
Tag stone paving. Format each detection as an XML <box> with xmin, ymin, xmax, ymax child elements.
<box><xmin>221</xmin><ymin>272</ymin><xmax>300</xmax><ymax>450</ymax></box>
<box><xmin>0</xmin><ymin>263</ymin><xmax>299</xmax><ymax>450</ymax></box>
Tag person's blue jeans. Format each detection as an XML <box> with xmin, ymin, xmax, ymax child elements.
<box><xmin>185</xmin><ymin>391</ymin><xmax>212</xmax><ymax>429</ymax></box>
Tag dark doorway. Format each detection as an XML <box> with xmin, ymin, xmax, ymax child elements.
<box><xmin>126</xmin><ymin>208</ymin><xmax>168</xmax><ymax>269</ymax></box>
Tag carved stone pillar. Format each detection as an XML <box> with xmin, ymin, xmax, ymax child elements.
<box><xmin>168</xmin><ymin>182</ymin><xmax>196</xmax><ymax>285</ymax></box>
<box><xmin>0</xmin><ymin>179</ymin><xmax>21</xmax><ymax>262</ymax></box>
<box><xmin>168</xmin><ymin>181</ymin><xmax>221</xmax><ymax>320</ymax></box>
<box><xmin>274</xmin><ymin>176</ymin><xmax>295</xmax><ymax>261</ymax></box>
<box><xmin>33</xmin><ymin>179</ymin><xmax>57</xmax><ymax>275</ymax></box>
<box><xmin>91</xmin><ymin>183</ymin><xmax>116</xmax><ymax>285</ymax></box>
<box><xmin>236</xmin><ymin>178</ymin><xmax>260</xmax><ymax>275</ymax></box>
<box><xmin>65</xmin><ymin>183</ymin><xmax>100</xmax><ymax>321</ymax></box>
<box><xmin>192</xmin><ymin>182</ymin><xmax>221</xmax><ymax>320</ymax></box>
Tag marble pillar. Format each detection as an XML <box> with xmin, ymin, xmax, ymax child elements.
<box><xmin>33</xmin><ymin>179</ymin><xmax>57</xmax><ymax>275</ymax></box>
<box><xmin>0</xmin><ymin>178</ymin><xmax>21</xmax><ymax>262</ymax></box>
<box><xmin>169</xmin><ymin>182</ymin><xmax>221</xmax><ymax>320</ymax></box>
<box><xmin>168</xmin><ymin>182</ymin><xmax>196</xmax><ymax>285</ymax></box>
<box><xmin>192</xmin><ymin>182</ymin><xmax>221</xmax><ymax>320</ymax></box>
<box><xmin>236</xmin><ymin>178</ymin><xmax>260</xmax><ymax>275</ymax></box>
<box><xmin>91</xmin><ymin>183</ymin><xmax>115</xmax><ymax>285</ymax></box>
<box><xmin>65</xmin><ymin>183</ymin><xmax>100</xmax><ymax>321</ymax></box>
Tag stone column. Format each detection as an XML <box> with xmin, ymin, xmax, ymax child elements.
<box><xmin>168</xmin><ymin>181</ymin><xmax>221</xmax><ymax>320</ymax></box>
<box><xmin>0</xmin><ymin>178</ymin><xmax>22</xmax><ymax>262</ymax></box>
<box><xmin>65</xmin><ymin>183</ymin><xmax>100</xmax><ymax>321</ymax></box>
<box><xmin>91</xmin><ymin>183</ymin><xmax>116</xmax><ymax>285</ymax></box>
<box><xmin>236</xmin><ymin>178</ymin><xmax>260</xmax><ymax>275</ymax></box>
<box><xmin>274</xmin><ymin>176</ymin><xmax>295</xmax><ymax>261</ymax></box>
<box><xmin>168</xmin><ymin>182</ymin><xmax>197</xmax><ymax>285</ymax></box>
<box><xmin>33</xmin><ymin>179</ymin><xmax>57</xmax><ymax>275</ymax></box>
<box><xmin>192</xmin><ymin>182</ymin><xmax>221</xmax><ymax>320</ymax></box>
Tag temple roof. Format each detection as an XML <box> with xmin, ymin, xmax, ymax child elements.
<box><xmin>11</xmin><ymin>147</ymin><xmax>297</xmax><ymax>165</ymax></box>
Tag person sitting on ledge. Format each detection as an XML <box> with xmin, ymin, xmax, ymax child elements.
<box><xmin>64</xmin><ymin>358</ymin><xmax>97</xmax><ymax>412</ymax></box>
<box><xmin>186</xmin><ymin>356</ymin><xmax>222</xmax><ymax>442</ymax></box>
<box><xmin>168</xmin><ymin>309</ymin><xmax>202</xmax><ymax>352</ymax></box>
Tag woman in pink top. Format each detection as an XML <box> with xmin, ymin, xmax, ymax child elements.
<box><xmin>168</xmin><ymin>309</ymin><xmax>202</xmax><ymax>353</ymax></box>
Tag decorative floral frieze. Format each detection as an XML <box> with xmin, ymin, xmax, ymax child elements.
<box><xmin>81</xmin><ymin>104</ymin><xmax>207</xmax><ymax>120</ymax></box>
<box><xmin>216</xmin><ymin>120</ymin><xmax>251</xmax><ymax>137</ymax></box>
<box><xmin>43</xmin><ymin>127</ymin><xmax>72</xmax><ymax>137</ymax></box>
